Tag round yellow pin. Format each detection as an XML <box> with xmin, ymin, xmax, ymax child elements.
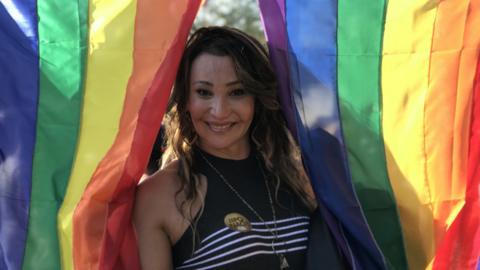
<box><xmin>224</xmin><ymin>212</ymin><xmax>252</xmax><ymax>232</ymax></box>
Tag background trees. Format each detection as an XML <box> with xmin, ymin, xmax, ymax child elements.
<box><xmin>193</xmin><ymin>0</ymin><xmax>265</xmax><ymax>42</ymax></box>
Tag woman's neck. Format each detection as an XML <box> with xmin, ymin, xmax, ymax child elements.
<box><xmin>196</xmin><ymin>142</ymin><xmax>251</xmax><ymax>160</ymax></box>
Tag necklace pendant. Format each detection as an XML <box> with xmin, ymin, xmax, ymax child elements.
<box><xmin>279</xmin><ymin>254</ymin><xmax>289</xmax><ymax>269</ymax></box>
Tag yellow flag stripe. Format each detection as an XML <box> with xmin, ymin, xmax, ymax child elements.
<box><xmin>382</xmin><ymin>1</ymin><xmax>437</xmax><ymax>269</ymax></box>
<box><xmin>57</xmin><ymin>1</ymin><xmax>136</xmax><ymax>269</ymax></box>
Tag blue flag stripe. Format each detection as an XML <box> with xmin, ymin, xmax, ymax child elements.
<box><xmin>0</xmin><ymin>1</ymin><xmax>38</xmax><ymax>269</ymax></box>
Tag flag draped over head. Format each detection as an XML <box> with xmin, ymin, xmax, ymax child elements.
<box><xmin>0</xmin><ymin>1</ymin><xmax>202</xmax><ymax>269</ymax></box>
<box><xmin>259</xmin><ymin>0</ymin><xmax>480</xmax><ymax>269</ymax></box>
<box><xmin>0</xmin><ymin>0</ymin><xmax>479</xmax><ymax>270</ymax></box>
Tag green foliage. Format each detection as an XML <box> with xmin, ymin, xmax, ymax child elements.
<box><xmin>193</xmin><ymin>0</ymin><xmax>265</xmax><ymax>43</ymax></box>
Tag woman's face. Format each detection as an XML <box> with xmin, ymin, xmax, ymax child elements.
<box><xmin>187</xmin><ymin>53</ymin><xmax>255</xmax><ymax>159</ymax></box>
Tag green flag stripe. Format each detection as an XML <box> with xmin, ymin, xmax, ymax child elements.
<box><xmin>22</xmin><ymin>1</ymin><xmax>87</xmax><ymax>269</ymax></box>
<box><xmin>337</xmin><ymin>1</ymin><xmax>408</xmax><ymax>269</ymax></box>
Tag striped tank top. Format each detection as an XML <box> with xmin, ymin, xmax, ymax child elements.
<box><xmin>172</xmin><ymin>147</ymin><xmax>311</xmax><ymax>270</ymax></box>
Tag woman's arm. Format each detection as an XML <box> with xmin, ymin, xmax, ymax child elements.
<box><xmin>134</xmin><ymin>171</ymin><xmax>176</xmax><ymax>270</ymax></box>
<box><xmin>134</xmin><ymin>215</ymin><xmax>173</xmax><ymax>270</ymax></box>
<box><xmin>134</xmin><ymin>162</ymin><xmax>206</xmax><ymax>269</ymax></box>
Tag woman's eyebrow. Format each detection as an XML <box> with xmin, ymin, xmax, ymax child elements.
<box><xmin>192</xmin><ymin>80</ymin><xmax>213</xmax><ymax>86</ymax></box>
<box><xmin>226</xmin><ymin>80</ymin><xmax>242</xmax><ymax>86</ymax></box>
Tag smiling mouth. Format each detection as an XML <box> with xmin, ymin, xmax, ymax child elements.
<box><xmin>207</xmin><ymin>122</ymin><xmax>234</xmax><ymax>132</ymax></box>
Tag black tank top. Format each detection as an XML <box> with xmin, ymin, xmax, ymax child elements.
<box><xmin>172</xmin><ymin>147</ymin><xmax>311</xmax><ymax>270</ymax></box>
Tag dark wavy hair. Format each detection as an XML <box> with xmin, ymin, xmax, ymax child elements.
<box><xmin>162</xmin><ymin>26</ymin><xmax>314</xmax><ymax>224</ymax></box>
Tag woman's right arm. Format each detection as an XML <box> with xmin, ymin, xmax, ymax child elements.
<box><xmin>134</xmin><ymin>172</ymin><xmax>175</xmax><ymax>270</ymax></box>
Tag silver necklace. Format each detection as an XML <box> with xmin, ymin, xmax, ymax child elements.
<box><xmin>198</xmin><ymin>151</ymin><xmax>290</xmax><ymax>270</ymax></box>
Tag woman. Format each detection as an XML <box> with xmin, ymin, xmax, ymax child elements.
<box><xmin>134</xmin><ymin>26</ymin><xmax>335</xmax><ymax>270</ymax></box>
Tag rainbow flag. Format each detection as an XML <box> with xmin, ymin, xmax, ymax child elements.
<box><xmin>0</xmin><ymin>1</ymin><xmax>201</xmax><ymax>269</ymax></box>
<box><xmin>1</xmin><ymin>0</ymin><xmax>479</xmax><ymax>270</ymax></box>
<box><xmin>258</xmin><ymin>0</ymin><xmax>480</xmax><ymax>269</ymax></box>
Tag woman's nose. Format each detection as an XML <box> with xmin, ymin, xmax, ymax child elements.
<box><xmin>210</xmin><ymin>97</ymin><xmax>230</xmax><ymax>118</ymax></box>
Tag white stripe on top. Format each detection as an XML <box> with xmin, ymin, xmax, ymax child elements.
<box><xmin>194</xmin><ymin>217</ymin><xmax>310</xmax><ymax>255</ymax></box>
<box><xmin>249</xmin><ymin>215</ymin><xmax>310</xmax><ymax>226</ymax></box>
<box><xmin>178</xmin><ymin>238</ymin><xmax>308</xmax><ymax>269</ymax></box>
<box><xmin>176</xmin><ymin>215</ymin><xmax>310</xmax><ymax>270</ymax></box>
<box><xmin>185</xmin><ymin>229</ymin><xmax>309</xmax><ymax>264</ymax></box>
<box><xmin>201</xmin><ymin>227</ymin><xmax>230</xmax><ymax>244</ymax></box>
<box><xmin>200</xmin><ymin>215</ymin><xmax>309</xmax><ymax>245</ymax></box>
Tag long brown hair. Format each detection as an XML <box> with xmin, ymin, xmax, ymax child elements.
<box><xmin>162</xmin><ymin>26</ymin><xmax>315</xmax><ymax>223</ymax></box>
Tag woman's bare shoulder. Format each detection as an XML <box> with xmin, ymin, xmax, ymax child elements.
<box><xmin>135</xmin><ymin>160</ymin><xmax>182</xmax><ymax>216</ymax></box>
<box><xmin>138</xmin><ymin>161</ymin><xmax>180</xmax><ymax>193</ymax></box>
<box><xmin>134</xmin><ymin>160</ymin><xmax>206</xmax><ymax>244</ymax></box>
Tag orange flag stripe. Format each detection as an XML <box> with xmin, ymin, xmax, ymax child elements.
<box><xmin>72</xmin><ymin>1</ymin><xmax>202</xmax><ymax>269</ymax></box>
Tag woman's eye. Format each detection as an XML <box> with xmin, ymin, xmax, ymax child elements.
<box><xmin>230</xmin><ymin>89</ymin><xmax>246</xmax><ymax>97</ymax></box>
<box><xmin>196</xmin><ymin>89</ymin><xmax>212</xmax><ymax>97</ymax></box>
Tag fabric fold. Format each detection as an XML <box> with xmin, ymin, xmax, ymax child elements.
<box><xmin>22</xmin><ymin>1</ymin><xmax>87</xmax><ymax>269</ymax></box>
<box><xmin>0</xmin><ymin>2</ymin><xmax>38</xmax><ymax>269</ymax></box>
<box><xmin>71</xmin><ymin>1</ymin><xmax>202</xmax><ymax>269</ymax></box>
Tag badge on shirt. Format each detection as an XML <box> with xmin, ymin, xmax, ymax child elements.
<box><xmin>224</xmin><ymin>212</ymin><xmax>251</xmax><ymax>232</ymax></box>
